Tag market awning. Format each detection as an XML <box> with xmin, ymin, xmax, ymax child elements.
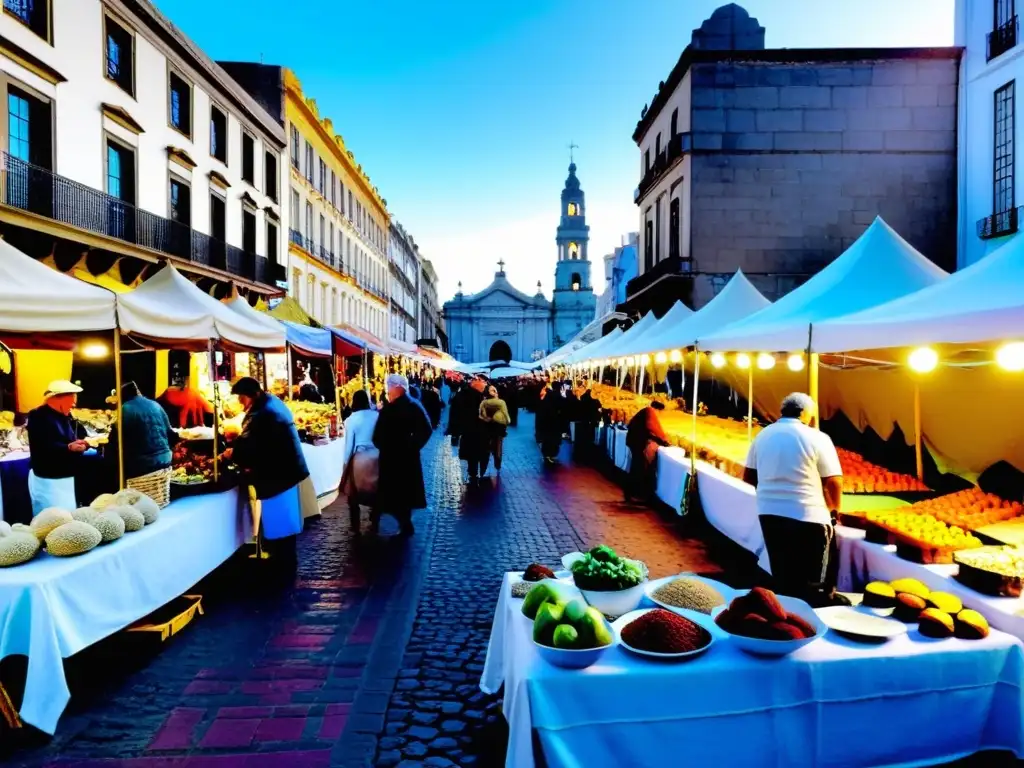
<box><xmin>698</xmin><ymin>217</ymin><xmax>948</xmax><ymax>352</ymax></box>
<box><xmin>560</xmin><ymin>327</ymin><xmax>624</xmax><ymax>366</ymax></box>
<box><xmin>612</xmin><ymin>300</ymin><xmax>694</xmax><ymax>357</ymax></box>
<box><xmin>0</xmin><ymin>239</ymin><xmax>116</xmax><ymax>334</ymax></box>
<box><xmin>267</xmin><ymin>296</ymin><xmax>320</xmax><ymax>327</ymax></box>
<box><xmin>582</xmin><ymin>312</ymin><xmax>659</xmax><ymax>363</ymax></box>
<box><xmin>281</xmin><ymin>320</ymin><xmax>333</xmax><ymax>358</ymax></box>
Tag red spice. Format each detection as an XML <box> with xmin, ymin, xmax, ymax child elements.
<box><xmin>621</xmin><ymin>609</ymin><xmax>710</xmax><ymax>653</ymax></box>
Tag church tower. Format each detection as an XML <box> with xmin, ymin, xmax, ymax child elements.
<box><xmin>552</xmin><ymin>160</ymin><xmax>597</xmax><ymax>347</ymax></box>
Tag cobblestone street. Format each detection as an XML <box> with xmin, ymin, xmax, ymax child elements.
<box><xmin>4</xmin><ymin>414</ymin><xmax>745</xmax><ymax>768</ymax></box>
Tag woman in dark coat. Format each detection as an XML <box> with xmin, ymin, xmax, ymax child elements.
<box><xmin>535</xmin><ymin>385</ymin><xmax>563</xmax><ymax>464</ymax></box>
<box><xmin>373</xmin><ymin>373</ymin><xmax>433</xmax><ymax>536</ymax></box>
<box><xmin>448</xmin><ymin>377</ymin><xmax>489</xmax><ymax>484</ymax></box>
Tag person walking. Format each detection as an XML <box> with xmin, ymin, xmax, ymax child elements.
<box><xmin>625</xmin><ymin>400</ymin><xmax>670</xmax><ymax>503</ymax></box>
<box><xmin>420</xmin><ymin>384</ymin><xmax>443</xmax><ymax>429</ymax></box>
<box><xmin>574</xmin><ymin>385</ymin><xmax>602</xmax><ymax>463</ymax></box>
<box><xmin>340</xmin><ymin>389</ymin><xmax>379</xmax><ymax>534</ymax></box>
<box><xmin>743</xmin><ymin>393</ymin><xmax>848</xmax><ymax>608</ymax></box>
<box><xmin>535</xmin><ymin>384</ymin><xmax>563</xmax><ymax>464</ymax></box>
<box><xmin>26</xmin><ymin>380</ymin><xmax>88</xmax><ymax>515</ymax></box>
<box><xmin>372</xmin><ymin>374</ymin><xmax>432</xmax><ymax>536</ymax></box>
<box><xmin>449</xmin><ymin>376</ymin><xmax>489</xmax><ymax>484</ymax></box>
<box><xmin>107</xmin><ymin>381</ymin><xmax>179</xmax><ymax>508</ymax></box>
<box><xmin>479</xmin><ymin>384</ymin><xmax>510</xmax><ymax>474</ymax></box>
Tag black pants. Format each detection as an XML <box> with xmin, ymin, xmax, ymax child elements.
<box><xmin>759</xmin><ymin>514</ymin><xmax>839</xmax><ymax>607</ymax></box>
<box><xmin>468</xmin><ymin>453</ymin><xmax>490</xmax><ymax>478</ymax></box>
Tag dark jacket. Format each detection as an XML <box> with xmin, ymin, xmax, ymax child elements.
<box><xmin>232</xmin><ymin>392</ymin><xmax>310</xmax><ymax>500</ymax></box>
<box><xmin>108</xmin><ymin>388</ymin><xmax>178</xmax><ymax>479</ymax></box>
<box><xmin>578</xmin><ymin>392</ymin><xmax>602</xmax><ymax>424</ymax></box>
<box><xmin>420</xmin><ymin>388</ymin><xmax>442</xmax><ymax>429</ymax></box>
<box><xmin>26</xmin><ymin>404</ymin><xmax>82</xmax><ymax>479</ymax></box>
<box><xmin>451</xmin><ymin>386</ymin><xmax>487</xmax><ymax>460</ymax></box>
<box><xmin>626</xmin><ymin>407</ymin><xmax>670</xmax><ymax>453</ymax></box>
<box><xmin>373</xmin><ymin>393</ymin><xmax>432</xmax><ymax>511</ymax></box>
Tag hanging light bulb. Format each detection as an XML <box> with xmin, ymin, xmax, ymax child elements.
<box><xmin>80</xmin><ymin>342</ymin><xmax>110</xmax><ymax>359</ymax></box>
<box><xmin>640</xmin><ymin>354</ymin><xmax>651</xmax><ymax>366</ymax></box>
<box><xmin>996</xmin><ymin>342</ymin><xmax>1024</xmax><ymax>371</ymax></box>
<box><xmin>787</xmin><ymin>353</ymin><xmax>805</xmax><ymax>372</ymax></box>
<box><xmin>654</xmin><ymin>351</ymin><xmax>668</xmax><ymax>365</ymax></box>
<box><xmin>756</xmin><ymin>353</ymin><xmax>776</xmax><ymax>370</ymax></box>
<box><xmin>710</xmin><ymin>353</ymin><xmax>727</xmax><ymax>369</ymax></box>
<box><xmin>669</xmin><ymin>349</ymin><xmax>683</xmax><ymax>364</ymax></box>
<box><xmin>908</xmin><ymin>346</ymin><xmax>938</xmax><ymax>374</ymax></box>
<box><xmin>735</xmin><ymin>353</ymin><xmax>751</xmax><ymax>370</ymax></box>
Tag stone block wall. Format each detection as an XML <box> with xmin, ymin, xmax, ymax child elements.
<box><xmin>687</xmin><ymin>57</ymin><xmax>958</xmax><ymax>307</ymax></box>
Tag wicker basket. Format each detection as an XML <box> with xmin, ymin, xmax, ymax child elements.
<box><xmin>127</xmin><ymin>468</ymin><xmax>172</xmax><ymax>508</ymax></box>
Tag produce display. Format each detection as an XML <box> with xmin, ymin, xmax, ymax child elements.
<box><xmin>715</xmin><ymin>587</ymin><xmax>818</xmax><ymax>640</ymax></box>
<box><xmin>954</xmin><ymin>546</ymin><xmax>1024</xmax><ymax>596</ymax></box>
<box><xmin>650</xmin><ymin>577</ymin><xmax>726</xmax><ymax>615</ymax></box>
<box><xmin>620</xmin><ymin>608</ymin><xmax>711</xmax><ymax>654</ymax></box>
<box><xmin>570</xmin><ymin>545</ymin><xmax>647</xmax><ymax>591</ymax></box>
<box><xmin>835</xmin><ymin>449</ymin><xmax>928</xmax><ymax>493</ymax></box>
<box><xmin>71</xmin><ymin>408</ymin><xmax>115</xmax><ymax>434</ymax></box>
<box><xmin>523</xmin><ymin>563</ymin><xmax>556</xmax><ymax>582</ymax></box>
<box><xmin>862</xmin><ymin>578</ymin><xmax>989</xmax><ymax>639</ymax></box>
<box><xmin>286</xmin><ymin>401</ymin><xmax>337</xmax><ymax>440</ymax></box>
<box><xmin>0</xmin><ymin>413</ymin><xmax>27</xmax><ymax>458</ymax></box>
<box><xmin>865</xmin><ymin>510</ymin><xmax>982</xmax><ymax>563</ymax></box>
<box><xmin>527</xmin><ymin>591</ymin><xmax>613</xmax><ymax>651</ymax></box>
<box><xmin>171</xmin><ymin>442</ymin><xmax>216</xmax><ymax>484</ymax></box>
<box><xmin>30</xmin><ymin>508</ymin><xmax>74</xmax><ymax>540</ymax></box>
<box><xmin>45</xmin><ymin>520</ymin><xmax>102</xmax><ymax>557</ymax></box>
<box><xmin>899</xmin><ymin>488</ymin><xmax>1023</xmax><ymax>532</ymax></box>
<box><xmin>0</xmin><ymin>527</ymin><xmax>40</xmax><ymax>566</ymax></box>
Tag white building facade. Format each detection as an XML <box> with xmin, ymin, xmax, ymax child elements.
<box><xmin>389</xmin><ymin>221</ymin><xmax>420</xmax><ymax>344</ymax></box>
<box><xmin>956</xmin><ymin>0</ymin><xmax>1024</xmax><ymax>267</ymax></box>
<box><xmin>0</xmin><ymin>0</ymin><xmax>285</xmax><ymax>294</ymax></box>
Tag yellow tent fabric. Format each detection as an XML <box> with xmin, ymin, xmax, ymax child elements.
<box><xmin>266</xmin><ymin>296</ymin><xmax>320</xmax><ymax>327</ymax></box>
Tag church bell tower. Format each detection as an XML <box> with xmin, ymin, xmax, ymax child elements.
<box><xmin>552</xmin><ymin>157</ymin><xmax>597</xmax><ymax>347</ymax></box>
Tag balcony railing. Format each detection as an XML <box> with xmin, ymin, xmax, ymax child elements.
<box><xmin>636</xmin><ymin>133</ymin><xmax>691</xmax><ymax>203</ymax></box>
<box><xmin>988</xmin><ymin>16</ymin><xmax>1019</xmax><ymax>61</ymax></box>
<box><xmin>625</xmin><ymin>255</ymin><xmax>693</xmax><ymax>299</ymax></box>
<box><xmin>977</xmin><ymin>206</ymin><xmax>1022</xmax><ymax>239</ymax></box>
<box><xmin>2</xmin><ymin>153</ymin><xmax>283</xmax><ymax>286</ymax></box>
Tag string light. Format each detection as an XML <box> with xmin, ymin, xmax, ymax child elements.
<box><xmin>640</xmin><ymin>354</ymin><xmax>651</xmax><ymax>366</ymax></box>
<box><xmin>787</xmin><ymin>353</ymin><xmax>805</xmax><ymax>372</ymax></box>
<box><xmin>669</xmin><ymin>349</ymin><xmax>682</xmax><ymax>363</ymax></box>
<box><xmin>756</xmin><ymin>353</ymin><xmax>776</xmax><ymax>370</ymax></box>
<box><xmin>996</xmin><ymin>342</ymin><xmax>1024</xmax><ymax>371</ymax></box>
<box><xmin>908</xmin><ymin>346</ymin><xmax>938</xmax><ymax>374</ymax></box>
<box><xmin>710</xmin><ymin>353</ymin><xmax>727</xmax><ymax>369</ymax></box>
<box><xmin>81</xmin><ymin>342</ymin><xmax>109</xmax><ymax>359</ymax></box>
<box><xmin>654</xmin><ymin>351</ymin><xmax>668</xmax><ymax>364</ymax></box>
<box><xmin>735</xmin><ymin>353</ymin><xmax>751</xmax><ymax>370</ymax></box>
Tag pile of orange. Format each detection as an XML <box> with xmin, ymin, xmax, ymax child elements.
<box><xmin>836</xmin><ymin>448</ymin><xmax>929</xmax><ymax>493</ymax></box>
<box><xmin>904</xmin><ymin>488</ymin><xmax>1023</xmax><ymax>531</ymax></box>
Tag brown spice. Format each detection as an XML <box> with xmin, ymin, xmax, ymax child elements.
<box><xmin>621</xmin><ymin>609</ymin><xmax>710</xmax><ymax>653</ymax></box>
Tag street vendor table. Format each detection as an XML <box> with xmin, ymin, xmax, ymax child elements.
<box><xmin>609</xmin><ymin>427</ymin><xmax>629</xmax><ymax>473</ymax></box>
<box><xmin>301</xmin><ymin>439</ymin><xmax>344</xmax><ymax>509</ymax></box>
<box><xmin>654</xmin><ymin>446</ymin><xmax>688</xmax><ymax>512</ymax></box>
<box><xmin>836</xmin><ymin>526</ymin><xmax>1024</xmax><ymax>642</ymax></box>
<box><xmin>0</xmin><ymin>488</ymin><xmax>249</xmax><ymax>734</ymax></box>
<box><xmin>0</xmin><ymin>450</ymin><xmax>109</xmax><ymax>525</ymax></box>
<box><xmin>481</xmin><ymin>572</ymin><xmax>1024</xmax><ymax>768</ymax></box>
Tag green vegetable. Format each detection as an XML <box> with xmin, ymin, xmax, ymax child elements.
<box><xmin>571</xmin><ymin>546</ymin><xmax>646</xmax><ymax>591</ymax></box>
<box><xmin>552</xmin><ymin>624</ymin><xmax>579</xmax><ymax>649</ymax></box>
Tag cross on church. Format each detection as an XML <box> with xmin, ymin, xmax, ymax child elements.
<box><xmin>497</xmin><ymin>258</ymin><xmax>505</xmax><ymax>273</ymax></box>
<box><xmin>568</xmin><ymin>141</ymin><xmax>578</xmax><ymax>163</ymax></box>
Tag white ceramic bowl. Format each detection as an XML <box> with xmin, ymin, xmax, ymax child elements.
<box><xmin>533</xmin><ymin>612</ymin><xmax>617</xmax><ymax>670</ymax></box>
<box><xmin>612</xmin><ymin>608</ymin><xmax>717</xmax><ymax>661</ymax></box>
<box><xmin>711</xmin><ymin>593</ymin><xmax>827</xmax><ymax>657</ymax></box>
<box><xmin>645</xmin><ymin>574</ymin><xmax>737</xmax><ymax>615</ymax></box>
<box><xmin>579</xmin><ymin>582</ymin><xmax>647</xmax><ymax>618</ymax></box>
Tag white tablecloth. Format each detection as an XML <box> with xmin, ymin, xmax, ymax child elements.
<box><xmin>0</xmin><ymin>488</ymin><xmax>248</xmax><ymax>734</ymax></box>
<box><xmin>301</xmin><ymin>439</ymin><xmax>345</xmax><ymax>508</ymax></box>
<box><xmin>482</xmin><ymin>572</ymin><xmax>1024</xmax><ymax>768</ymax></box>
<box><xmin>654</xmin><ymin>447</ymin><xmax>688</xmax><ymax>512</ymax></box>
<box><xmin>836</xmin><ymin>526</ymin><xmax>1024</xmax><ymax>642</ymax></box>
<box><xmin>696</xmin><ymin>461</ymin><xmax>772</xmax><ymax>572</ymax></box>
<box><xmin>610</xmin><ymin>428</ymin><xmax>630</xmax><ymax>473</ymax></box>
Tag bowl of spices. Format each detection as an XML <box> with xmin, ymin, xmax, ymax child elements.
<box><xmin>612</xmin><ymin>608</ymin><xmax>716</xmax><ymax>660</ymax></box>
<box><xmin>646</xmin><ymin>574</ymin><xmax>736</xmax><ymax>615</ymax></box>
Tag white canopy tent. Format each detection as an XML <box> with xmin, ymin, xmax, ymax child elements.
<box><xmin>584</xmin><ymin>312</ymin><xmax>658</xmax><ymax>363</ymax></box>
<box><xmin>612</xmin><ymin>301</ymin><xmax>694</xmax><ymax>357</ymax></box>
<box><xmin>0</xmin><ymin>239</ymin><xmax>116</xmax><ymax>333</ymax></box>
<box><xmin>698</xmin><ymin>217</ymin><xmax>948</xmax><ymax>352</ymax></box>
<box><xmin>224</xmin><ymin>295</ymin><xmax>288</xmax><ymax>340</ymax></box>
<box><xmin>560</xmin><ymin>327</ymin><xmax>624</xmax><ymax>366</ymax></box>
<box><xmin>117</xmin><ymin>265</ymin><xmax>285</xmax><ymax>349</ymax></box>
<box><xmin>813</xmin><ymin>233</ymin><xmax>1024</xmax><ymax>352</ymax></box>
<box><xmin>542</xmin><ymin>310</ymin><xmax>629</xmax><ymax>368</ymax></box>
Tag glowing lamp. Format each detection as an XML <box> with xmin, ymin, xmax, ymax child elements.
<box><xmin>735</xmin><ymin>353</ymin><xmax>751</xmax><ymax>370</ymax></box>
<box><xmin>654</xmin><ymin>351</ymin><xmax>668</xmax><ymax>365</ymax></box>
<box><xmin>81</xmin><ymin>342</ymin><xmax>109</xmax><ymax>359</ymax></box>
<box><xmin>710</xmin><ymin>353</ymin><xmax>727</xmax><ymax>369</ymax></box>
<box><xmin>908</xmin><ymin>346</ymin><xmax>938</xmax><ymax>374</ymax></box>
<box><xmin>669</xmin><ymin>349</ymin><xmax>682</xmax><ymax>363</ymax></box>
<box><xmin>640</xmin><ymin>354</ymin><xmax>651</xmax><ymax>366</ymax></box>
<box><xmin>787</xmin><ymin>353</ymin><xmax>805</xmax><ymax>372</ymax></box>
<box><xmin>756</xmin><ymin>353</ymin><xmax>776</xmax><ymax>370</ymax></box>
<box><xmin>997</xmin><ymin>342</ymin><xmax>1024</xmax><ymax>371</ymax></box>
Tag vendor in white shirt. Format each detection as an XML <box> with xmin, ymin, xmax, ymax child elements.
<box><xmin>742</xmin><ymin>392</ymin><xmax>847</xmax><ymax>607</ymax></box>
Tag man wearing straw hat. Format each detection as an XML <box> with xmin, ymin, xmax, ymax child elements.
<box><xmin>26</xmin><ymin>380</ymin><xmax>88</xmax><ymax>515</ymax></box>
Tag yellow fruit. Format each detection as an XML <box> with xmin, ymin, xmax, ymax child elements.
<box><xmin>30</xmin><ymin>508</ymin><xmax>74</xmax><ymax>541</ymax></box>
<box><xmin>0</xmin><ymin>531</ymin><xmax>39</xmax><ymax>566</ymax></box>
<box><xmin>45</xmin><ymin>521</ymin><xmax>102</xmax><ymax>556</ymax></box>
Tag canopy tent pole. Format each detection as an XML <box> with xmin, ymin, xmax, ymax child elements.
<box><xmin>747</xmin><ymin>363</ymin><xmax>754</xmax><ymax>445</ymax></box>
<box><xmin>259</xmin><ymin>351</ymin><xmax>268</xmax><ymax>392</ymax></box>
<box><xmin>209</xmin><ymin>340</ymin><xmax>219</xmax><ymax>484</ymax></box>
<box><xmin>638</xmin><ymin>363</ymin><xmax>645</xmax><ymax>395</ymax></box>
<box><xmin>807</xmin><ymin>324</ymin><xmax>819</xmax><ymax>429</ymax></box>
<box><xmin>914</xmin><ymin>380</ymin><xmax>924</xmax><ymax>482</ymax></box>
<box><xmin>285</xmin><ymin>346</ymin><xmax>293</xmax><ymax>401</ymax></box>
<box><xmin>113</xmin><ymin>331</ymin><xmax>125</xmax><ymax>490</ymax></box>
<box><xmin>691</xmin><ymin>347</ymin><xmax>701</xmax><ymax>477</ymax></box>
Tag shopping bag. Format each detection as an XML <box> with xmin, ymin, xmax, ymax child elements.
<box><xmin>260</xmin><ymin>484</ymin><xmax>302</xmax><ymax>540</ymax></box>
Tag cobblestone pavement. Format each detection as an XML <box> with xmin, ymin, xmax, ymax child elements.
<box><xmin>3</xmin><ymin>413</ymin><xmax>743</xmax><ymax>768</ymax></box>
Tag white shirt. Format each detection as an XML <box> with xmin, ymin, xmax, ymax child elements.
<box><xmin>341</xmin><ymin>409</ymin><xmax>379</xmax><ymax>468</ymax></box>
<box><xmin>744</xmin><ymin>418</ymin><xmax>842</xmax><ymax>525</ymax></box>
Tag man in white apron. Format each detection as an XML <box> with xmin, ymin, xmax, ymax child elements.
<box><xmin>26</xmin><ymin>380</ymin><xmax>88</xmax><ymax>515</ymax></box>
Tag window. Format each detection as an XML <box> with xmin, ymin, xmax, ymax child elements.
<box><xmin>290</xmin><ymin>125</ymin><xmax>300</xmax><ymax>169</ymax></box>
<box><xmin>242</xmin><ymin>132</ymin><xmax>255</xmax><ymax>185</ymax></box>
<box><xmin>643</xmin><ymin>214</ymin><xmax>653</xmax><ymax>272</ymax></box>
<box><xmin>242</xmin><ymin>207</ymin><xmax>257</xmax><ymax>254</ymax></box>
<box><xmin>290</xmin><ymin>188</ymin><xmax>300</xmax><ymax>234</ymax></box>
<box><xmin>169</xmin><ymin>176</ymin><xmax>191</xmax><ymax>226</ymax></box>
<box><xmin>106</xmin><ymin>139</ymin><xmax>135</xmax><ymax>204</ymax></box>
<box><xmin>305</xmin><ymin>201</ymin><xmax>314</xmax><ymax>241</ymax></box>
<box><xmin>994</xmin><ymin>81</ymin><xmax>1015</xmax><ymax>222</ymax></box>
<box><xmin>265</xmin><ymin>151</ymin><xmax>278</xmax><ymax>202</ymax></box>
<box><xmin>330</xmin><ymin>171</ymin><xmax>336</xmax><ymax>208</ymax></box>
<box><xmin>210</xmin><ymin>105</ymin><xmax>227</xmax><ymax>163</ymax></box>
<box><xmin>267</xmin><ymin>221</ymin><xmax>278</xmax><ymax>263</ymax></box>
<box><xmin>105</xmin><ymin>15</ymin><xmax>134</xmax><ymax>95</ymax></box>
<box><xmin>655</xmin><ymin>133</ymin><xmax>661</xmax><ymax>155</ymax></box>
<box><xmin>567</xmin><ymin>202</ymin><xmax>577</xmax><ymax>216</ymax></box>
<box><xmin>168</xmin><ymin>71</ymin><xmax>192</xmax><ymax>136</ymax></box>
<box><xmin>210</xmin><ymin>193</ymin><xmax>226</xmax><ymax>241</ymax></box>
<box><xmin>329</xmin><ymin>222</ymin><xmax>334</xmax><ymax>260</ymax></box>
<box><xmin>7</xmin><ymin>85</ymin><xmax>52</xmax><ymax>168</ymax></box>
<box><xmin>644</xmin><ymin>148</ymin><xmax>650</xmax><ymax>174</ymax></box>
<box><xmin>305</xmin><ymin>141</ymin><xmax>314</xmax><ymax>184</ymax></box>
<box><xmin>670</xmin><ymin>108</ymin><xmax>678</xmax><ymax>137</ymax></box>
<box><xmin>319</xmin><ymin>214</ymin><xmax>326</xmax><ymax>257</ymax></box>
<box><xmin>669</xmin><ymin>197</ymin><xmax>680</xmax><ymax>260</ymax></box>
<box><xmin>318</xmin><ymin>159</ymin><xmax>326</xmax><ymax>196</ymax></box>
<box><xmin>5</xmin><ymin>0</ymin><xmax>49</xmax><ymax>40</ymax></box>
<box><xmin>568</xmin><ymin>242</ymin><xmax>579</xmax><ymax>260</ymax></box>
<box><xmin>990</xmin><ymin>0</ymin><xmax>1018</xmax><ymax>59</ymax></box>
<box><xmin>339</xmin><ymin>181</ymin><xmax>345</xmax><ymax>215</ymax></box>
<box><xmin>654</xmin><ymin>196</ymin><xmax>662</xmax><ymax>262</ymax></box>
<box><xmin>571</xmin><ymin>272</ymin><xmax>581</xmax><ymax>292</ymax></box>
<box><xmin>347</xmin><ymin>190</ymin><xmax>353</xmax><ymax>219</ymax></box>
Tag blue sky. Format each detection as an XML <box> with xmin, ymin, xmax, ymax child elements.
<box><xmin>158</xmin><ymin>0</ymin><xmax>953</xmax><ymax>303</ymax></box>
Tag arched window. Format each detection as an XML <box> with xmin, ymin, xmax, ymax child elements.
<box><xmin>571</xmin><ymin>273</ymin><xmax>582</xmax><ymax>292</ymax></box>
<box><xmin>567</xmin><ymin>202</ymin><xmax>577</xmax><ymax>216</ymax></box>
<box><xmin>568</xmin><ymin>242</ymin><xmax>579</xmax><ymax>260</ymax></box>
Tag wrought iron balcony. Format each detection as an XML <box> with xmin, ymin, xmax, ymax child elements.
<box><xmin>988</xmin><ymin>16</ymin><xmax>1019</xmax><ymax>61</ymax></box>
<box><xmin>2</xmin><ymin>153</ymin><xmax>283</xmax><ymax>286</ymax></box>
<box><xmin>625</xmin><ymin>255</ymin><xmax>693</xmax><ymax>299</ymax></box>
<box><xmin>977</xmin><ymin>206</ymin><xmax>1022</xmax><ymax>239</ymax></box>
<box><xmin>636</xmin><ymin>133</ymin><xmax>690</xmax><ymax>204</ymax></box>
